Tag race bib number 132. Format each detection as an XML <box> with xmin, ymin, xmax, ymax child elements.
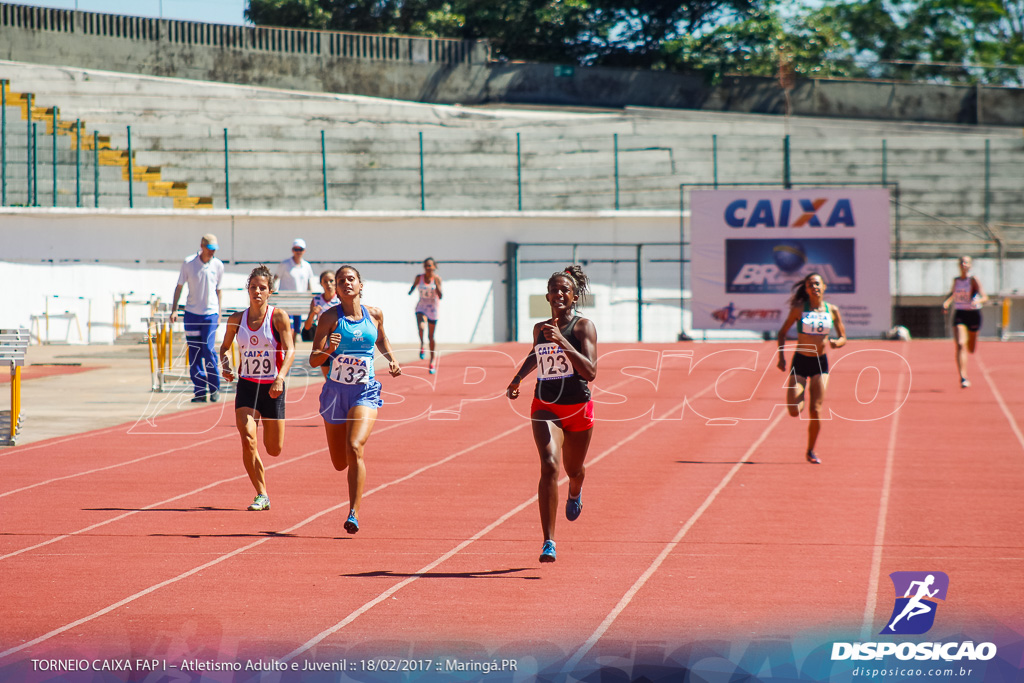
<box><xmin>330</xmin><ymin>355</ymin><xmax>370</xmax><ymax>385</ymax></box>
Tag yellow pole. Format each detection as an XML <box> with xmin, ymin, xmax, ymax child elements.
<box><xmin>1002</xmin><ymin>298</ymin><xmax>1011</xmax><ymax>332</ymax></box>
<box><xmin>164</xmin><ymin>319</ymin><xmax>173</xmax><ymax>373</ymax></box>
<box><xmin>12</xmin><ymin>366</ymin><xmax>20</xmax><ymax>439</ymax></box>
<box><xmin>146</xmin><ymin>319</ymin><xmax>156</xmax><ymax>376</ymax></box>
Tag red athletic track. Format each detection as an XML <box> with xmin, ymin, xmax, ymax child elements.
<box><xmin>0</xmin><ymin>365</ymin><xmax>102</xmax><ymax>383</ymax></box>
<box><xmin>1</xmin><ymin>340</ymin><xmax>1022</xmax><ymax>678</ymax></box>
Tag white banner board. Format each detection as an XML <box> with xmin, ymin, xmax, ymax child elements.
<box><xmin>691</xmin><ymin>188</ymin><xmax>891</xmax><ymax>336</ymax></box>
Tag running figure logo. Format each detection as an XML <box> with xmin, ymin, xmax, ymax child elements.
<box><xmin>882</xmin><ymin>571</ymin><xmax>949</xmax><ymax>635</ymax></box>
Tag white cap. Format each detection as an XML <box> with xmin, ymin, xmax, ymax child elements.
<box><xmin>292</xmin><ymin>238</ymin><xmax>306</xmax><ymax>250</ymax></box>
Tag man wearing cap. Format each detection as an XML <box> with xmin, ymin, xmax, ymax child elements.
<box><xmin>170</xmin><ymin>234</ymin><xmax>224</xmax><ymax>402</ymax></box>
<box><xmin>274</xmin><ymin>238</ymin><xmax>316</xmax><ymax>343</ymax></box>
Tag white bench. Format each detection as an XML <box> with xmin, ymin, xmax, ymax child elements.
<box><xmin>0</xmin><ymin>328</ymin><xmax>31</xmax><ymax>446</ymax></box>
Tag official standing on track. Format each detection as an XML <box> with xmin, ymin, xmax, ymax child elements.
<box><xmin>170</xmin><ymin>233</ymin><xmax>224</xmax><ymax>403</ymax></box>
<box><xmin>409</xmin><ymin>257</ymin><xmax>443</xmax><ymax>374</ymax></box>
<box><xmin>274</xmin><ymin>238</ymin><xmax>316</xmax><ymax>345</ymax></box>
<box><xmin>219</xmin><ymin>265</ymin><xmax>296</xmax><ymax>511</ymax></box>
<box><xmin>942</xmin><ymin>255</ymin><xmax>988</xmax><ymax>388</ymax></box>
<box><xmin>311</xmin><ymin>266</ymin><xmax>402</xmax><ymax>534</ymax></box>
<box><xmin>506</xmin><ymin>265</ymin><xmax>597</xmax><ymax>563</ymax></box>
<box><xmin>776</xmin><ymin>272</ymin><xmax>847</xmax><ymax>464</ymax></box>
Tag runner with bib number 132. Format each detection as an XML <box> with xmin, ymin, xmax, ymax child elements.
<box><xmin>310</xmin><ymin>265</ymin><xmax>402</xmax><ymax>536</ymax></box>
<box><xmin>506</xmin><ymin>265</ymin><xmax>597</xmax><ymax>564</ymax></box>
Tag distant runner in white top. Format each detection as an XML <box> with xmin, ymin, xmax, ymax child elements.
<box><xmin>941</xmin><ymin>255</ymin><xmax>988</xmax><ymax>388</ymax></box>
<box><xmin>408</xmin><ymin>257</ymin><xmax>443</xmax><ymax>374</ymax></box>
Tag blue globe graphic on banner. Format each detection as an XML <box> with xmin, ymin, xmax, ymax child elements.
<box><xmin>773</xmin><ymin>241</ymin><xmax>807</xmax><ymax>273</ymax></box>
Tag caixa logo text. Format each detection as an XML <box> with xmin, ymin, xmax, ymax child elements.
<box><xmin>831</xmin><ymin>642</ymin><xmax>997</xmax><ymax>662</ymax></box>
<box><xmin>725</xmin><ymin>198</ymin><xmax>855</xmax><ymax>228</ymax></box>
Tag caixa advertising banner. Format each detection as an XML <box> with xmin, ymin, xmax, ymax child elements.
<box><xmin>690</xmin><ymin>188</ymin><xmax>892</xmax><ymax>336</ymax></box>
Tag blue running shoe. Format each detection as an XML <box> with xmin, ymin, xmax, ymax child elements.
<box><xmin>565</xmin><ymin>492</ymin><xmax>582</xmax><ymax>521</ymax></box>
<box><xmin>344</xmin><ymin>509</ymin><xmax>359</xmax><ymax>534</ymax></box>
<box><xmin>420</xmin><ymin>347</ymin><xmax>426</xmax><ymax>360</ymax></box>
<box><xmin>539</xmin><ymin>540</ymin><xmax>556</xmax><ymax>563</ymax></box>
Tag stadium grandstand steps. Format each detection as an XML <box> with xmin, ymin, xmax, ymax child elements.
<box><xmin>1</xmin><ymin>79</ymin><xmax>212</xmax><ymax>209</ymax></box>
<box><xmin>2</xmin><ymin>60</ymin><xmax>1022</xmax><ymax>257</ymax></box>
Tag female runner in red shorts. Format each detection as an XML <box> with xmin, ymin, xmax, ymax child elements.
<box><xmin>506</xmin><ymin>265</ymin><xmax>597</xmax><ymax>563</ymax></box>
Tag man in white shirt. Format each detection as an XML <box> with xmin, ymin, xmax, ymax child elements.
<box><xmin>170</xmin><ymin>234</ymin><xmax>224</xmax><ymax>402</ymax></box>
<box><xmin>274</xmin><ymin>238</ymin><xmax>315</xmax><ymax>343</ymax></box>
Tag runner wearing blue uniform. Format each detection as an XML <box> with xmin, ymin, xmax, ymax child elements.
<box><xmin>219</xmin><ymin>265</ymin><xmax>296</xmax><ymax>511</ymax></box>
<box><xmin>776</xmin><ymin>272</ymin><xmax>847</xmax><ymax>464</ymax></box>
<box><xmin>311</xmin><ymin>265</ymin><xmax>402</xmax><ymax>534</ymax></box>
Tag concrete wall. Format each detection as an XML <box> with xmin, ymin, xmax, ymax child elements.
<box><xmin>0</xmin><ymin>208</ymin><xmax>685</xmax><ymax>345</ymax></box>
<box><xmin>2</xmin><ymin>2</ymin><xmax>1024</xmax><ymax>126</ymax></box>
<box><xmin>4</xmin><ymin>209</ymin><xmax>1022</xmax><ymax>345</ymax></box>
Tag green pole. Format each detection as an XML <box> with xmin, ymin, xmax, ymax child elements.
<box><xmin>783</xmin><ymin>134</ymin><xmax>792</xmax><ymax>189</ymax></box>
<box><xmin>26</xmin><ymin>94</ymin><xmax>32</xmax><ymax>205</ymax></box>
<box><xmin>636</xmin><ymin>244</ymin><xmax>643</xmax><ymax>342</ymax></box>
<box><xmin>1</xmin><ymin>80</ymin><xmax>6</xmax><ymax>207</ymax></box>
<box><xmin>52</xmin><ymin>107</ymin><xmax>58</xmax><ymax>207</ymax></box>
<box><xmin>321</xmin><ymin>130</ymin><xmax>328</xmax><ymax>211</ymax></box>
<box><xmin>127</xmin><ymin>125</ymin><xmax>133</xmax><ymax>208</ymax></box>
<box><xmin>32</xmin><ymin>122</ymin><xmax>38</xmax><ymax>206</ymax></box>
<box><xmin>614</xmin><ymin>133</ymin><xmax>620</xmax><ymax>210</ymax></box>
<box><xmin>712</xmin><ymin>134</ymin><xmax>718</xmax><ymax>188</ymax></box>
<box><xmin>419</xmin><ymin>131</ymin><xmax>425</xmax><ymax>211</ymax></box>
<box><xmin>516</xmin><ymin>132</ymin><xmax>522</xmax><ymax>211</ymax></box>
<box><xmin>881</xmin><ymin>139</ymin><xmax>888</xmax><ymax>186</ymax></box>
<box><xmin>984</xmin><ymin>139</ymin><xmax>991</xmax><ymax>225</ymax></box>
<box><xmin>506</xmin><ymin>241</ymin><xmax>519</xmax><ymax>342</ymax></box>
<box><xmin>75</xmin><ymin>120</ymin><xmax>81</xmax><ymax>207</ymax></box>
<box><xmin>93</xmin><ymin>131</ymin><xmax>99</xmax><ymax>208</ymax></box>
<box><xmin>224</xmin><ymin>128</ymin><xmax>230</xmax><ymax>209</ymax></box>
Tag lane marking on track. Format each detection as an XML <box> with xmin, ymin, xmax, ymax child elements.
<box><xmin>0</xmin><ymin>422</ymin><xmax>524</xmax><ymax>660</ymax></box>
<box><xmin>0</xmin><ymin>354</ymin><xmax>752</xmax><ymax>660</ymax></box>
<box><xmin>282</xmin><ymin>372</ymin><xmax>735</xmax><ymax>661</ymax></box>
<box><xmin>0</xmin><ymin>433</ymin><xmax>236</xmax><ymax>499</ymax></box>
<box><xmin>0</xmin><ymin>444</ymin><xmax>322</xmax><ymax>562</ymax></box>
<box><xmin>977</xmin><ymin>356</ymin><xmax>1024</xmax><ymax>452</ymax></box>
<box><xmin>562</xmin><ymin>408</ymin><xmax>785</xmax><ymax>674</ymax></box>
<box><xmin>860</xmin><ymin>369</ymin><xmax>909</xmax><ymax>640</ymax></box>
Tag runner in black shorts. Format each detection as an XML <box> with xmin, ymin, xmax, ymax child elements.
<box><xmin>219</xmin><ymin>265</ymin><xmax>296</xmax><ymax>511</ymax></box>
<box><xmin>941</xmin><ymin>256</ymin><xmax>988</xmax><ymax>388</ymax></box>
<box><xmin>776</xmin><ymin>272</ymin><xmax>847</xmax><ymax>464</ymax></box>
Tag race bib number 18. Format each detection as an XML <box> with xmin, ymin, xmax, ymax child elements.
<box><xmin>536</xmin><ymin>343</ymin><xmax>573</xmax><ymax>380</ymax></box>
<box><xmin>330</xmin><ymin>354</ymin><xmax>370</xmax><ymax>385</ymax></box>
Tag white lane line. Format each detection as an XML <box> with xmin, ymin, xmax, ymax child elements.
<box><xmin>977</xmin><ymin>356</ymin><xmax>1024</xmax><ymax>452</ymax></box>
<box><xmin>860</xmin><ymin>369</ymin><xmax>909</xmax><ymax>639</ymax></box>
<box><xmin>282</xmin><ymin>375</ymin><xmax>728</xmax><ymax>661</ymax></box>
<box><xmin>0</xmin><ymin>421</ymin><xmax>525</xmax><ymax>660</ymax></box>
<box><xmin>561</xmin><ymin>409</ymin><xmax>785</xmax><ymax>674</ymax></box>
<box><xmin>0</xmin><ymin>433</ymin><xmax>235</xmax><ymax>499</ymax></box>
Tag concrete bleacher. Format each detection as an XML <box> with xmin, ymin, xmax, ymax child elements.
<box><xmin>1</xmin><ymin>59</ymin><xmax>1021</xmax><ymax>255</ymax></box>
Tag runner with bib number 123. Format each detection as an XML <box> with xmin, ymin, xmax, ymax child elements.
<box><xmin>506</xmin><ymin>265</ymin><xmax>597</xmax><ymax>564</ymax></box>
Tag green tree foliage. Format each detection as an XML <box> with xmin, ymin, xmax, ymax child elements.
<box><xmin>244</xmin><ymin>0</ymin><xmax>1024</xmax><ymax>85</ymax></box>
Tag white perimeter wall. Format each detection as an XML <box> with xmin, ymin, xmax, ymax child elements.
<box><xmin>0</xmin><ymin>209</ymin><xmax>684</xmax><ymax>344</ymax></box>
<box><xmin>3</xmin><ymin>209</ymin><xmax>1020</xmax><ymax>344</ymax></box>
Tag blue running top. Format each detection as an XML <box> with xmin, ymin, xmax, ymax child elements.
<box><xmin>326</xmin><ymin>305</ymin><xmax>377</xmax><ymax>386</ymax></box>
